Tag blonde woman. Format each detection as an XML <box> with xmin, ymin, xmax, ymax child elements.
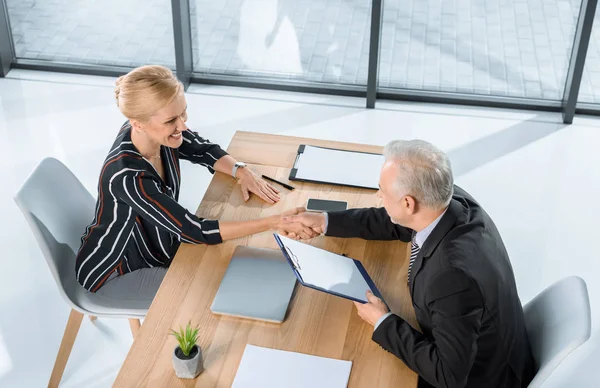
<box><xmin>75</xmin><ymin>65</ymin><xmax>315</xmax><ymax>294</ymax></box>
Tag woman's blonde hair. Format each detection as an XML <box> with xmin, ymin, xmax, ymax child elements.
<box><xmin>114</xmin><ymin>65</ymin><xmax>183</xmax><ymax>122</ymax></box>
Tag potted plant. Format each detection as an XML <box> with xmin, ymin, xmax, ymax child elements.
<box><xmin>170</xmin><ymin>322</ymin><xmax>203</xmax><ymax>379</ymax></box>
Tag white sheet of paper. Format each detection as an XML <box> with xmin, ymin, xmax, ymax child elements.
<box><xmin>232</xmin><ymin>344</ymin><xmax>352</xmax><ymax>388</ymax></box>
<box><xmin>293</xmin><ymin>145</ymin><xmax>384</xmax><ymax>189</ymax></box>
<box><xmin>277</xmin><ymin>234</ymin><xmax>373</xmax><ymax>302</ymax></box>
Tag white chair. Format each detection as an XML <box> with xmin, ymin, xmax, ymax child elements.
<box><xmin>524</xmin><ymin>276</ymin><xmax>592</xmax><ymax>387</ymax></box>
<box><xmin>14</xmin><ymin>157</ymin><xmax>156</xmax><ymax>388</ymax></box>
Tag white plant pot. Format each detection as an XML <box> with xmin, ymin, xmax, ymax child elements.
<box><xmin>172</xmin><ymin>345</ymin><xmax>203</xmax><ymax>379</ymax></box>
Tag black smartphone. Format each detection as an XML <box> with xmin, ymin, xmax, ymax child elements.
<box><xmin>306</xmin><ymin>198</ymin><xmax>348</xmax><ymax>212</ymax></box>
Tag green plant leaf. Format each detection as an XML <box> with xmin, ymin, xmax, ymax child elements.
<box><xmin>170</xmin><ymin>322</ymin><xmax>199</xmax><ymax>357</ymax></box>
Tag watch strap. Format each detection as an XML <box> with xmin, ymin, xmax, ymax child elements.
<box><xmin>232</xmin><ymin>162</ymin><xmax>246</xmax><ymax>179</ymax></box>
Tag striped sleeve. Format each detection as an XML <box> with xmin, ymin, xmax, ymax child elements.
<box><xmin>112</xmin><ymin>170</ymin><xmax>223</xmax><ymax>245</ymax></box>
<box><xmin>178</xmin><ymin>129</ymin><xmax>228</xmax><ymax>172</ymax></box>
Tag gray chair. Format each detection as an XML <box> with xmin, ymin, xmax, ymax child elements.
<box><xmin>14</xmin><ymin>157</ymin><xmax>156</xmax><ymax>388</ymax></box>
<box><xmin>524</xmin><ymin>276</ymin><xmax>591</xmax><ymax>387</ymax></box>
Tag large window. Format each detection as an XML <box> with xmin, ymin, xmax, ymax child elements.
<box><xmin>189</xmin><ymin>0</ymin><xmax>372</xmax><ymax>85</ymax></box>
<box><xmin>6</xmin><ymin>0</ymin><xmax>175</xmax><ymax>69</ymax></box>
<box><xmin>378</xmin><ymin>0</ymin><xmax>581</xmax><ymax>100</ymax></box>
<box><xmin>578</xmin><ymin>6</ymin><xmax>600</xmax><ymax>103</ymax></box>
<box><xmin>2</xmin><ymin>0</ymin><xmax>600</xmax><ymax>121</ymax></box>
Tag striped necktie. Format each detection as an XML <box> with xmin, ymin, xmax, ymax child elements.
<box><xmin>408</xmin><ymin>236</ymin><xmax>420</xmax><ymax>284</ymax></box>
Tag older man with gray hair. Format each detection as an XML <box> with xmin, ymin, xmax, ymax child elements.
<box><xmin>284</xmin><ymin>139</ymin><xmax>535</xmax><ymax>388</ymax></box>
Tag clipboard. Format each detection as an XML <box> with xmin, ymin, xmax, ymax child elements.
<box><xmin>289</xmin><ymin>145</ymin><xmax>384</xmax><ymax>190</ymax></box>
<box><xmin>273</xmin><ymin>233</ymin><xmax>385</xmax><ymax>304</ymax></box>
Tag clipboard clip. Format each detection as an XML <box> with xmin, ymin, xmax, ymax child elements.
<box><xmin>293</xmin><ymin>152</ymin><xmax>302</xmax><ymax>168</ymax></box>
<box><xmin>285</xmin><ymin>246</ymin><xmax>301</xmax><ymax>270</ymax></box>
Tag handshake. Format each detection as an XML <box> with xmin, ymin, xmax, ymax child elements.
<box><xmin>273</xmin><ymin>207</ymin><xmax>327</xmax><ymax>240</ymax></box>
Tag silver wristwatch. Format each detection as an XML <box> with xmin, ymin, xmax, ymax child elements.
<box><xmin>232</xmin><ymin>162</ymin><xmax>247</xmax><ymax>179</ymax></box>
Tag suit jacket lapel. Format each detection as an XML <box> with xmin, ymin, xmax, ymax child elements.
<box><xmin>409</xmin><ymin>198</ymin><xmax>463</xmax><ymax>295</ymax></box>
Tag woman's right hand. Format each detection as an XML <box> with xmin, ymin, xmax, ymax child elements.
<box><xmin>281</xmin><ymin>211</ymin><xmax>326</xmax><ymax>237</ymax></box>
<box><xmin>273</xmin><ymin>207</ymin><xmax>320</xmax><ymax>240</ymax></box>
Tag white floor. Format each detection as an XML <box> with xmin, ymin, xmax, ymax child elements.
<box><xmin>0</xmin><ymin>70</ymin><xmax>599</xmax><ymax>387</ymax></box>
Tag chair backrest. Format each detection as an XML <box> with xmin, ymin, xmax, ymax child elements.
<box><xmin>524</xmin><ymin>276</ymin><xmax>591</xmax><ymax>387</ymax></box>
<box><xmin>14</xmin><ymin>157</ymin><xmax>96</xmax><ymax>310</ymax></box>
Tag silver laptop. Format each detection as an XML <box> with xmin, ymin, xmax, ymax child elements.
<box><xmin>210</xmin><ymin>246</ymin><xmax>297</xmax><ymax>323</ymax></box>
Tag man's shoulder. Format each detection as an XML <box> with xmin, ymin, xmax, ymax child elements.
<box><xmin>451</xmin><ymin>185</ymin><xmax>480</xmax><ymax>206</ymax></box>
<box><xmin>449</xmin><ymin>185</ymin><xmax>497</xmax><ymax>235</ymax></box>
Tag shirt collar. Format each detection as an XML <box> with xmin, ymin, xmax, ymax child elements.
<box><xmin>414</xmin><ymin>208</ymin><xmax>448</xmax><ymax>248</ymax></box>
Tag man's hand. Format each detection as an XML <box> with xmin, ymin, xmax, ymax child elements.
<box><xmin>353</xmin><ymin>291</ymin><xmax>389</xmax><ymax>327</ymax></box>
<box><xmin>280</xmin><ymin>211</ymin><xmax>326</xmax><ymax>239</ymax></box>
<box><xmin>237</xmin><ymin>168</ymin><xmax>280</xmax><ymax>204</ymax></box>
<box><xmin>273</xmin><ymin>207</ymin><xmax>320</xmax><ymax>240</ymax></box>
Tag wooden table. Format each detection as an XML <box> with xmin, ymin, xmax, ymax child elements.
<box><xmin>114</xmin><ymin>132</ymin><xmax>419</xmax><ymax>388</ymax></box>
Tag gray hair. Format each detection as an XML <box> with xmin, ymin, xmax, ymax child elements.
<box><xmin>383</xmin><ymin>139</ymin><xmax>454</xmax><ymax>209</ymax></box>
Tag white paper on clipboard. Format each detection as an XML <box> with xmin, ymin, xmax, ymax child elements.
<box><xmin>290</xmin><ymin>145</ymin><xmax>384</xmax><ymax>190</ymax></box>
<box><xmin>275</xmin><ymin>234</ymin><xmax>383</xmax><ymax>304</ymax></box>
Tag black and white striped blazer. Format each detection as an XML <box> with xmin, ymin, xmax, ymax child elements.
<box><xmin>75</xmin><ymin>121</ymin><xmax>227</xmax><ymax>292</ymax></box>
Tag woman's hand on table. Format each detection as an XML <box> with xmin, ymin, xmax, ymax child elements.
<box><xmin>237</xmin><ymin>168</ymin><xmax>280</xmax><ymax>204</ymax></box>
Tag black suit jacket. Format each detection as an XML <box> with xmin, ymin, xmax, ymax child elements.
<box><xmin>326</xmin><ymin>186</ymin><xmax>535</xmax><ymax>388</ymax></box>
